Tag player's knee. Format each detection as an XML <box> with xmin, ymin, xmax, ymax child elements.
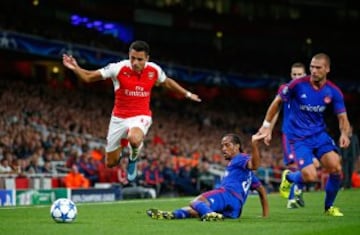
<box><xmin>190</xmin><ymin>195</ymin><xmax>206</xmax><ymax>208</ymax></box>
<box><xmin>128</xmin><ymin>136</ymin><xmax>142</xmax><ymax>148</ymax></box>
<box><xmin>301</xmin><ymin>170</ymin><xmax>318</xmax><ymax>182</ymax></box>
<box><xmin>128</xmin><ymin>128</ymin><xmax>144</xmax><ymax>147</ymax></box>
<box><xmin>322</xmin><ymin>157</ymin><xmax>342</xmax><ymax>174</ymax></box>
<box><xmin>190</xmin><ymin>196</ymin><xmax>200</xmax><ymax>206</ymax></box>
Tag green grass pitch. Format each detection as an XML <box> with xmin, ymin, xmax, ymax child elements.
<box><xmin>1</xmin><ymin>189</ymin><xmax>359</xmax><ymax>235</ymax></box>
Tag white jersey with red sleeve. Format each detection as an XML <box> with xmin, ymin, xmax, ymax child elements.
<box><xmin>98</xmin><ymin>60</ymin><xmax>167</xmax><ymax>118</ymax></box>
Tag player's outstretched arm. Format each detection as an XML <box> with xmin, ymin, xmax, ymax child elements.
<box><xmin>264</xmin><ymin>110</ymin><xmax>280</xmax><ymax>145</ymax></box>
<box><xmin>255</xmin><ymin>184</ymin><xmax>269</xmax><ymax>218</ymax></box>
<box><xmin>161</xmin><ymin>77</ymin><xmax>201</xmax><ymax>102</ymax></box>
<box><xmin>258</xmin><ymin>95</ymin><xmax>282</xmax><ymax>145</ymax></box>
<box><xmin>62</xmin><ymin>54</ymin><xmax>103</xmax><ymax>83</ymax></box>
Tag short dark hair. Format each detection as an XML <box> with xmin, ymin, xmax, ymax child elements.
<box><xmin>291</xmin><ymin>62</ymin><xmax>305</xmax><ymax>70</ymax></box>
<box><xmin>129</xmin><ymin>40</ymin><xmax>150</xmax><ymax>55</ymax></box>
<box><xmin>313</xmin><ymin>53</ymin><xmax>331</xmax><ymax>67</ymax></box>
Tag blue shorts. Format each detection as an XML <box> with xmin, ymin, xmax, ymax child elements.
<box><xmin>202</xmin><ymin>187</ymin><xmax>243</xmax><ymax>218</ymax></box>
<box><xmin>289</xmin><ymin>131</ymin><xmax>338</xmax><ymax>169</ymax></box>
<box><xmin>282</xmin><ymin>133</ymin><xmax>296</xmax><ymax>166</ymax></box>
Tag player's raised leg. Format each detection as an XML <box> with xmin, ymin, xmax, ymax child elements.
<box><xmin>105</xmin><ymin>116</ymin><xmax>128</xmax><ymax>168</ymax></box>
<box><xmin>127</xmin><ymin>126</ymin><xmax>145</xmax><ymax>181</ymax></box>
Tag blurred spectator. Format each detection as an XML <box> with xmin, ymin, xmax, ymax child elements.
<box><xmin>63</xmin><ymin>164</ymin><xmax>90</xmax><ymax>189</ymax></box>
<box><xmin>175</xmin><ymin>163</ymin><xmax>198</xmax><ymax>196</ymax></box>
<box><xmin>141</xmin><ymin>161</ymin><xmax>164</xmax><ymax>197</ymax></box>
<box><xmin>41</xmin><ymin>160</ymin><xmax>53</xmax><ymax>173</ymax></box>
<box><xmin>0</xmin><ymin>158</ymin><xmax>13</xmax><ymax>173</ymax></box>
<box><xmin>115</xmin><ymin>158</ymin><xmax>129</xmax><ymax>186</ymax></box>
<box><xmin>77</xmin><ymin>152</ymin><xmax>99</xmax><ymax>186</ymax></box>
<box><xmin>159</xmin><ymin>159</ymin><xmax>177</xmax><ymax>195</ymax></box>
<box><xmin>196</xmin><ymin>160</ymin><xmax>215</xmax><ymax>192</ymax></box>
<box><xmin>25</xmin><ymin>156</ymin><xmax>43</xmax><ymax>174</ymax></box>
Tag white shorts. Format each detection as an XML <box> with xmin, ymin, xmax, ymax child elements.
<box><xmin>106</xmin><ymin>115</ymin><xmax>152</xmax><ymax>152</ymax></box>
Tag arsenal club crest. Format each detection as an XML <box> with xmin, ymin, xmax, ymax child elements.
<box><xmin>148</xmin><ymin>72</ymin><xmax>155</xmax><ymax>80</ymax></box>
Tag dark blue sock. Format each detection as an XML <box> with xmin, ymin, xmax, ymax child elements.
<box><xmin>191</xmin><ymin>201</ymin><xmax>212</xmax><ymax>217</ymax></box>
<box><xmin>173</xmin><ymin>209</ymin><xmax>191</xmax><ymax>219</ymax></box>
<box><xmin>289</xmin><ymin>184</ymin><xmax>296</xmax><ymax>200</ymax></box>
<box><xmin>325</xmin><ymin>174</ymin><xmax>341</xmax><ymax>210</ymax></box>
<box><xmin>287</xmin><ymin>171</ymin><xmax>303</xmax><ymax>184</ymax></box>
<box><xmin>296</xmin><ymin>182</ymin><xmax>304</xmax><ymax>191</ymax></box>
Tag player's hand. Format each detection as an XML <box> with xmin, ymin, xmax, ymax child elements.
<box><xmin>252</xmin><ymin>131</ymin><xmax>268</xmax><ymax>142</ymax></box>
<box><xmin>256</xmin><ymin>126</ymin><xmax>271</xmax><ymax>145</ymax></box>
<box><xmin>188</xmin><ymin>93</ymin><xmax>202</xmax><ymax>102</ymax></box>
<box><xmin>339</xmin><ymin>134</ymin><xmax>350</xmax><ymax>148</ymax></box>
<box><xmin>264</xmin><ymin>132</ymin><xmax>272</xmax><ymax>146</ymax></box>
<box><xmin>62</xmin><ymin>54</ymin><xmax>78</xmax><ymax>70</ymax></box>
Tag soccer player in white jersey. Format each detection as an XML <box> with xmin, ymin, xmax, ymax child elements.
<box><xmin>62</xmin><ymin>40</ymin><xmax>201</xmax><ymax>181</ymax></box>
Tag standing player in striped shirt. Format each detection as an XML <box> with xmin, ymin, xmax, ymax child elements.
<box><xmin>258</xmin><ymin>53</ymin><xmax>351</xmax><ymax>216</ymax></box>
<box><xmin>62</xmin><ymin>40</ymin><xmax>201</xmax><ymax>182</ymax></box>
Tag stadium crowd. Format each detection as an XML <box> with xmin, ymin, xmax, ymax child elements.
<box><xmin>1</xmin><ymin>77</ymin><xmax>359</xmax><ymax>196</ymax></box>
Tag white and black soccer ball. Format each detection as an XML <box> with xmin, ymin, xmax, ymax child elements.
<box><xmin>50</xmin><ymin>198</ymin><xmax>77</xmax><ymax>223</ymax></box>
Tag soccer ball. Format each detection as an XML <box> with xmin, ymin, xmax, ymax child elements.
<box><xmin>50</xmin><ymin>198</ymin><xmax>77</xmax><ymax>223</ymax></box>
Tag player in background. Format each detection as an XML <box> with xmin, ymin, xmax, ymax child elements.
<box><xmin>264</xmin><ymin>62</ymin><xmax>308</xmax><ymax>209</ymax></box>
<box><xmin>62</xmin><ymin>40</ymin><xmax>201</xmax><ymax>182</ymax></box>
<box><xmin>258</xmin><ymin>53</ymin><xmax>351</xmax><ymax>216</ymax></box>
<box><xmin>147</xmin><ymin>132</ymin><xmax>269</xmax><ymax>221</ymax></box>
